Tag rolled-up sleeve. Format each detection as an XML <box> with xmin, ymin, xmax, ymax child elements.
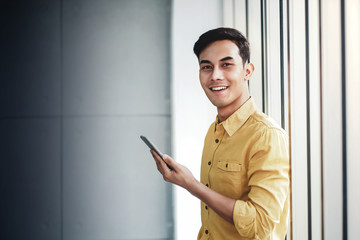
<box><xmin>233</xmin><ymin>127</ymin><xmax>289</xmax><ymax>239</ymax></box>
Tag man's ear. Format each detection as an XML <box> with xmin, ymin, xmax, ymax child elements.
<box><xmin>244</xmin><ymin>62</ymin><xmax>255</xmax><ymax>80</ymax></box>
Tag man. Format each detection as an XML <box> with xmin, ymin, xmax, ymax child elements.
<box><xmin>151</xmin><ymin>28</ymin><xmax>289</xmax><ymax>240</ymax></box>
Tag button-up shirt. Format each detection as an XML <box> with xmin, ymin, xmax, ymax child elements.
<box><xmin>198</xmin><ymin>97</ymin><xmax>289</xmax><ymax>240</ymax></box>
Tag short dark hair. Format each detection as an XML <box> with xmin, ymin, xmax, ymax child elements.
<box><xmin>193</xmin><ymin>27</ymin><xmax>250</xmax><ymax>64</ymax></box>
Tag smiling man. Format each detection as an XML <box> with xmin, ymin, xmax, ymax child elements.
<box><xmin>150</xmin><ymin>28</ymin><xmax>289</xmax><ymax>240</ymax></box>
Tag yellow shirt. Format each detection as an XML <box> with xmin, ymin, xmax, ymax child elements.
<box><xmin>198</xmin><ymin>97</ymin><xmax>289</xmax><ymax>240</ymax></box>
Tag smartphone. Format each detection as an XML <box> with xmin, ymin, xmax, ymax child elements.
<box><xmin>140</xmin><ymin>135</ymin><xmax>173</xmax><ymax>170</ymax></box>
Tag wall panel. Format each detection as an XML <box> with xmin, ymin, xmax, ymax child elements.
<box><xmin>0</xmin><ymin>0</ymin><xmax>61</xmax><ymax>117</ymax></box>
<box><xmin>321</xmin><ymin>1</ymin><xmax>343</xmax><ymax>239</ymax></box>
<box><xmin>0</xmin><ymin>119</ymin><xmax>61</xmax><ymax>240</ymax></box>
<box><xmin>63</xmin><ymin>116</ymin><xmax>172</xmax><ymax>240</ymax></box>
<box><xmin>234</xmin><ymin>0</ymin><xmax>247</xmax><ymax>36</ymax></box>
<box><xmin>308</xmin><ymin>0</ymin><xmax>322</xmax><ymax>239</ymax></box>
<box><xmin>62</xmin><ymin>0</ymin><xmax>171</xmax><ymax>116</ymax></box>
<box><xmin>266</xmin><ymin>0</ymin><xmax>281</xmax><ymax>124</ymax></box>
<box><xmin>62</xmin><ymin>0</ymin><xmax>173</xmax><ymax>239</ymax></box>
<box><xmin>288</xmin><ymin>0</ymin><xmax>309</xmax><ymax>239</ymax></box>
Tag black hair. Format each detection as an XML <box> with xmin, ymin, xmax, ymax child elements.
<box><xmin>193</xmin><ymin>27</ymin><xmax>250</xmax><ymax>64</ymax></box>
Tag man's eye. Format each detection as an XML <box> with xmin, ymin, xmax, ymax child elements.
<box><xmin>222</xmin><ymin>63</ymin><xmax>232</xmax><ymax>67</ymax></box>
<box><xmin>201</xmin><ymin>65</ymin><xmax>212</xmax><ymax>70</ymax></box>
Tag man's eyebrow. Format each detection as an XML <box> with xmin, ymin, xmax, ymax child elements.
<box><xmin>199</xmin><ymin>59</ymin><xmax>211</xmax><ymax>64</ymax></box>
<box><xmin>199</xmin><ymin>56</ymin><xmax>234</xmax><ymax>64</ymax></box>
<box><xmin>220</xmin><ymin>56</ymin><xmax>234</xmax><ymax>61</ymax></box>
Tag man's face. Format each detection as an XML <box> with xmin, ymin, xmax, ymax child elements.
<box><xmin>199</xmin><ymin>40</ymin><xmax>254</xmax><ymax>114</ymax></box>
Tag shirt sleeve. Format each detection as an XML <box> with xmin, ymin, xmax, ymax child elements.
<box><xmin>232</xmin><ymin>127</ymin><xmax>290</xmax><ymax>239</ymax></box>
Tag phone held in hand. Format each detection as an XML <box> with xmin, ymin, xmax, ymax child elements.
<box><xmin>140</xmin><ymin>135</ymin><xmax>173</xmax><ymax>170</ymax></box>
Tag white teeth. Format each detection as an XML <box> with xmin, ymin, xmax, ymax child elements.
<box><xmin>211</xmin><ymin>86</ymin><xmax>227</xmax><ymax>91</ymax></box>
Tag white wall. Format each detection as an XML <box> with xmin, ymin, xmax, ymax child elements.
<box><xmin>171</xmin><ymin>0</ymin><xmax>222</xmax><ymax>239</ymax></box>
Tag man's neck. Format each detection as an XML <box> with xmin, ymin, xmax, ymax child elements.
<box><xmin>217</xmin><ymin>96</ymin><xmax>251</xmax><ymax>123</ymax></box>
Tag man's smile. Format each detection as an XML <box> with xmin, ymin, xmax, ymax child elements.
<box><xmin>210</xmin><ymin>86</ymin><xmax>229</xmax><ymax>91</ymax></box>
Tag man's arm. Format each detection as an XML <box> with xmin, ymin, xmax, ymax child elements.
<box><xmin>150</xmin><ymin>127</ymin><xmax>289</xmax><ymax>239</ymax></box>
<box><xmin>151</xmin><ymin>150</ymin><xmax>236</xmax><ymax>224</ymax></box>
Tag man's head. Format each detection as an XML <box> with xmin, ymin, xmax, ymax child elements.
<box><xmin>193</xmin><ymin>27</ymin><xmax>250</xmax><ymax>65</ymax></box>
<box><xmin>194</xmin><ymin>28</ymin><xmax>254</xmax><ymax>122</ymax></box>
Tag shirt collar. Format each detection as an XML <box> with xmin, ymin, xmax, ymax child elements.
<box><xmin>215</xmin><ymin>97</ymin><xmax>258</xmax><ymax>137</ymax></box>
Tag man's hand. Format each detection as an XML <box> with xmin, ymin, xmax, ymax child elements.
<box><xmin>150</xmin><ymin>149</ymin><xmax>236</xmax><ymax>224</ymax></box>
<box><xmin>150</xmin><ymin>150</ymin><xmax>196</xmax><ymax>190</ymax></box>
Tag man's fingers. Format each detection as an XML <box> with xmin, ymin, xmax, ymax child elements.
<box><xmin>151</xmin><ymin>150</ymin><xmax>174</xmax><ymax>173</ymax></box>
<box><xmin>162</xmin><ymin>154</ymin><xmax>176</xmax><ymax>171</ymax></box>
<box><xmin>151</xmin><ymin>150</ymin><xmax>167</xmax><ymax>170</ymax></box>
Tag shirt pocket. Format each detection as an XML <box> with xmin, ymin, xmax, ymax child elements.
<box><xmin>213</xmin><ymin>160</ymin><xmax>246</xmax><ymax>198</ymax></box>
<box><xmin>217</xmin><ymin>161</ymin><xmax>242</xmax><ymax>172</ymax></box>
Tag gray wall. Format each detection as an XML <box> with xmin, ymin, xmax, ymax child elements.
<box><xmin>0</xmin><ymin>0</ymin><xmax>173</xmax><ymax>239</ymax></box>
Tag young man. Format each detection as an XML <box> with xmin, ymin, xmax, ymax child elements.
<box><xmin>151</xmin><ymin>28</ymin><xmax>289</xmax><ymax>240</ymax></box>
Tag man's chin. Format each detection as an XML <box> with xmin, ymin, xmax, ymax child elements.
<box><xmin>206</xmin><ymin>95</ymin><xmax>231</xmax><ymax>108</ymax></box>
<box><xmin>210</xmin><ymin>101</ymin><xmax>228</xmax><ymax>108</ymax></box>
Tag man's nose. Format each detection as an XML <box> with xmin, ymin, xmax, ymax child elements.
<box><xmin>211</xmin><ymin>67</ymin><xmax>224</xmax><ymax>81</ymax></box>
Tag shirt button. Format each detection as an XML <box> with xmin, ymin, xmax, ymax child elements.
<box><xmin>208</xmin><ymin>161</ymin><xmax>211</xmax><ymax>165</ymax></box>
<box><xmin>205</xmin><ymin>230</ymin><xmax>209</xmax><ymax>234</ymax></box>
<box><xmin>215</xmin><ymin>139</ymin><xmax>219</xmax><ymax>143</ymax></box>
<box><xmin>206</xmin><ymin>184</ymin><xmax>209</xmax><ymax>187</ymax></box>
<box><xmin>205</xmin><ymin>205</ymin><xmax>208</xmax><ymax>210</ymax></box>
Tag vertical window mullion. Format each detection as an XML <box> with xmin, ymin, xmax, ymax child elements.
<box><xmin>345</xmin><ymin>0</ymin><xmax>360</xmax><ymax>239</ymax></box>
